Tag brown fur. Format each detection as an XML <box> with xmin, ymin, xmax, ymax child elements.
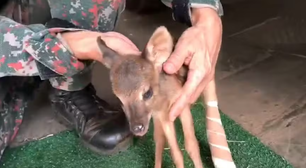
<box><xmin>96</xmin><ymin>26</ymin><xmax>230</xmax><ymax>168</ymax></box>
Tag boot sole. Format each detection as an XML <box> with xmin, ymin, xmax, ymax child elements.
<box><xmin>52</xmin><ymin>105</ymin><xmax>133</xmax><ymax>156</ymax></box>
<box><xmin>82</xmin><ymin>135</ymin><xmax>133</xmax><ymax>156</ymax></box>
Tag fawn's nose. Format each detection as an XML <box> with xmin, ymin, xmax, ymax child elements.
<box><xmin>133</xmin><ymin>124</ymin><xmax>145</xmax><ymax>133</ymax></box>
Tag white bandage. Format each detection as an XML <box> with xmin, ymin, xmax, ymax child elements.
<box><xmin>212</xmin><ymin>157</ymin><xmax>236</xmax><ymax>168</ymax></box>
<box><xmin>209</xmin><ymin>144</ymin><xmax>230</xmax><ymax>152</ymax></box>
<box><xmin>206</xmin><ymin>117</ymin><xmax>222</xmax><ymax>125</ymax></box>
<box><xmin>206</xmin><ymin>101</ymin><xmax>218</xmax><ymax>108</ymax></box>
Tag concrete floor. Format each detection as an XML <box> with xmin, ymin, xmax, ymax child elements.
<box><xmin>8</xmin><ymin>0</ymin><xmax>306</xmax><ymax>168</ymax></box>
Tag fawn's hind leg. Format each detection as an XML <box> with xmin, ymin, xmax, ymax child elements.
<box><xmin>179</xmin><ymin>107</ymin><xmax>204</xmax><ymax>168</ymax></box>
<box><xmin>153</xmin><ymin>117</ymin><xmax>166</xmax><ymax>168</ymax></box>
<box><xmin>159</xmin><ymin>116</ymin><xmax>184</xmax><ymax>168</ymax></box>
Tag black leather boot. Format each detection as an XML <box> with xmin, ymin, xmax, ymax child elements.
<box><xmin>49</xmin><ymin>84</ymin><xmax>133</xmax><ymax>155</ymax></box>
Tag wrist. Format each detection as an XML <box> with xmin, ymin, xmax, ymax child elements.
<box><xmin>191</xmin><ymin>8</ymin><xmax>223</xmax><ymax>61</ymax></box>
<box><xmin>191</xmin><ymin>7</ymin><xmax>222</xmax><ymax>28</ymax></box>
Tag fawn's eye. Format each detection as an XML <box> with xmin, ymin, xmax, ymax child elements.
<box><xmin>143</xmin><ymin>87</ymin><xmax>153</xmax><ymax>100</ymax></box>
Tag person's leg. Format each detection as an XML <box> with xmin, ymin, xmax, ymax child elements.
<box><xmin>0</xmin><ymin>76</ymin><xmax>42</xmax><ymax>159</ymax></box>
<box><xmin>1</xmin><ymin>0</ymin><xmax>131</xmax><ymax>156</ymax></box>
<box><xmin>46</xmin><ymin>0</ymin><xmax>133</xmax><ymax>155</ymax></box>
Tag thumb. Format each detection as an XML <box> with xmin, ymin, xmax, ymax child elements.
<box><xmin>163</xmin><ymin>44</ymin><xmax>189</xmax><ymax>74</ymax></box>
<box><xmin>102</xmin><ymin>32</ymin><xmax>140</xmax><ymax>51</ymax></box>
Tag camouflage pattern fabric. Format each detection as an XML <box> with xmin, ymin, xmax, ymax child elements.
<box><xmin>0</xmin><ymin>76</ymin><xmax>42</xmax><ymax>157</ymax></box>
<box><xmin>0</xmin><ymin>0</ymin><xmax>126</xmax><ymax>159</ymax></box>
<box><xmin>0</xmin><ymin>0</ymin><xmax>223</xmax><ymax>160</ymax></box>
<box><xmin>0</xmin><ymin>0</ymin><xmax>125</xmax><ymax>91</ymax></box>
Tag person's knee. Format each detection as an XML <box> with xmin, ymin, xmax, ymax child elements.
<box><xmin>0</xmin><ymin>77</ymin><xmax>43</xmax><ymax>100</ymax></box>
<box><xmin>48</xmin><ymin>65</ymin><xmax>94</xmax><ymax>91</ymax></box>
<box><xmin>47</xmin><ymin>0</ymin><xmax>124</xmax><ymax>32</ymax></box>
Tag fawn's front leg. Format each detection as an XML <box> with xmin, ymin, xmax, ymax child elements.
<box><xmin>179</xmin><ymin>107</ymin><xmax>204</xmax><ymax>168</ymax></box>
<box><xmin>153</xmin><ymin>117</ymin><xmax>166</xmax><ymax>168</ymax></box>
<box><xmin>203</xmin><ymin>79</ymin><xmax>236</xmax><ymax>168</ymax></box>
<box><xmin>159</xmin><ymin>116</ymin><xmax>184</xmax><ymax>168</ymax></box>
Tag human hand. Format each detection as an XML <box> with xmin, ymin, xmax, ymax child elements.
<box><xmin>61</xmin><ymin>30</ymin><xmax>140</xmax><ymax>61</ymax></box>
<box><xmin>163</xmin><ymin>8</ymin><xmax>223</xmax><ymax>121</ymax></box>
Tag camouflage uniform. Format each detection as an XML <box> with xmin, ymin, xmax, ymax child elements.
<box><xmin>0</xmin><ymin>0</ymin><xmax>223</xmax><ymax>159</ymax></box>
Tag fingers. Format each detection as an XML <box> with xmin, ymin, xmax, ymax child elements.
<box><xmin>191</xmin><ymin>82</ymin><xmax>207</xmax><ymax>104</ymax></box>
<box><xmin>190</xmin><ymin>68</ymin><xmax>215</xmax><ymax>103</ymax></box>
<box><xmin>170</xmin><ymin>69</ymin><xmax>204</xmax><ymax>121</ymax></box>
<box><xmin>169</xmin><ymin>51</ymin><xmax>205</xmax><ymax>121</ymax></box>
<box><xmin>190</xmin><ymin>84</ymin><xmax>205</xmax><ymax>104</ymax></box>
<box><xmin>163</xmin><ymin>39</ymin><xmax>190</xmax><ymax>74</ymax></box>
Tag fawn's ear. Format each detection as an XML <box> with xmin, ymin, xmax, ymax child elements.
<box><xmin>97</xmin><ymin>37</ymin><xmax>120</xmax><ymax>69</ymax></box>
<box><xmin>143</xmin><ymin>26</ymin><xmax>174</xmax><ymax>67</ymax></box>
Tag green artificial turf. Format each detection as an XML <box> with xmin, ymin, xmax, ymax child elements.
<box><xmin>1</xmin><ymin>102</ymin><xmax>293</xmax><ymax>168</ymax></box>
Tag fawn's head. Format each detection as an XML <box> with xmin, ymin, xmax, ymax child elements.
<box><xmin>97</xmin><ymin>26</ymin><xmax>174</xmax><ymax>136</ymax></box>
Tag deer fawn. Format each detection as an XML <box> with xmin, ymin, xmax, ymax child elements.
<box><xmin>96</xmin><ymin>26</ymin><xmax>236</xmax><ymax>168</ymax></box>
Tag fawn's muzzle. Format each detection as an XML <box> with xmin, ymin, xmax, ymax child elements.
<box><xmin>122</xmin><ymin>102</ymin><xmax>151</xmax><ymax>136</ymax></box>
<box><xmin>132</xmin><ymin>124</ymin><xmax>145</xmax><ymax>133</ymax></box>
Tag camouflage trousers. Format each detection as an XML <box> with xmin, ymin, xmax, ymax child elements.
<box><xmin>0</xmin><ymin>76</ymin><xmax>42</xmax><ymax>157</ymax></box>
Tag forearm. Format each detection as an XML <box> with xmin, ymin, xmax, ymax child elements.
<box><xmin>191</xmin><ymin>7</ymin><xmax>222</xmax><ymax>29</ymax></box>
<box><xmin>160</xmin><ymin>0</ymin><xmax>223</xmax><ymax>16</ymax></box>
<box><xmin>0</xmin><ymin>16</ymin><xmax>88</xmax><ymax>79</ymax></box>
